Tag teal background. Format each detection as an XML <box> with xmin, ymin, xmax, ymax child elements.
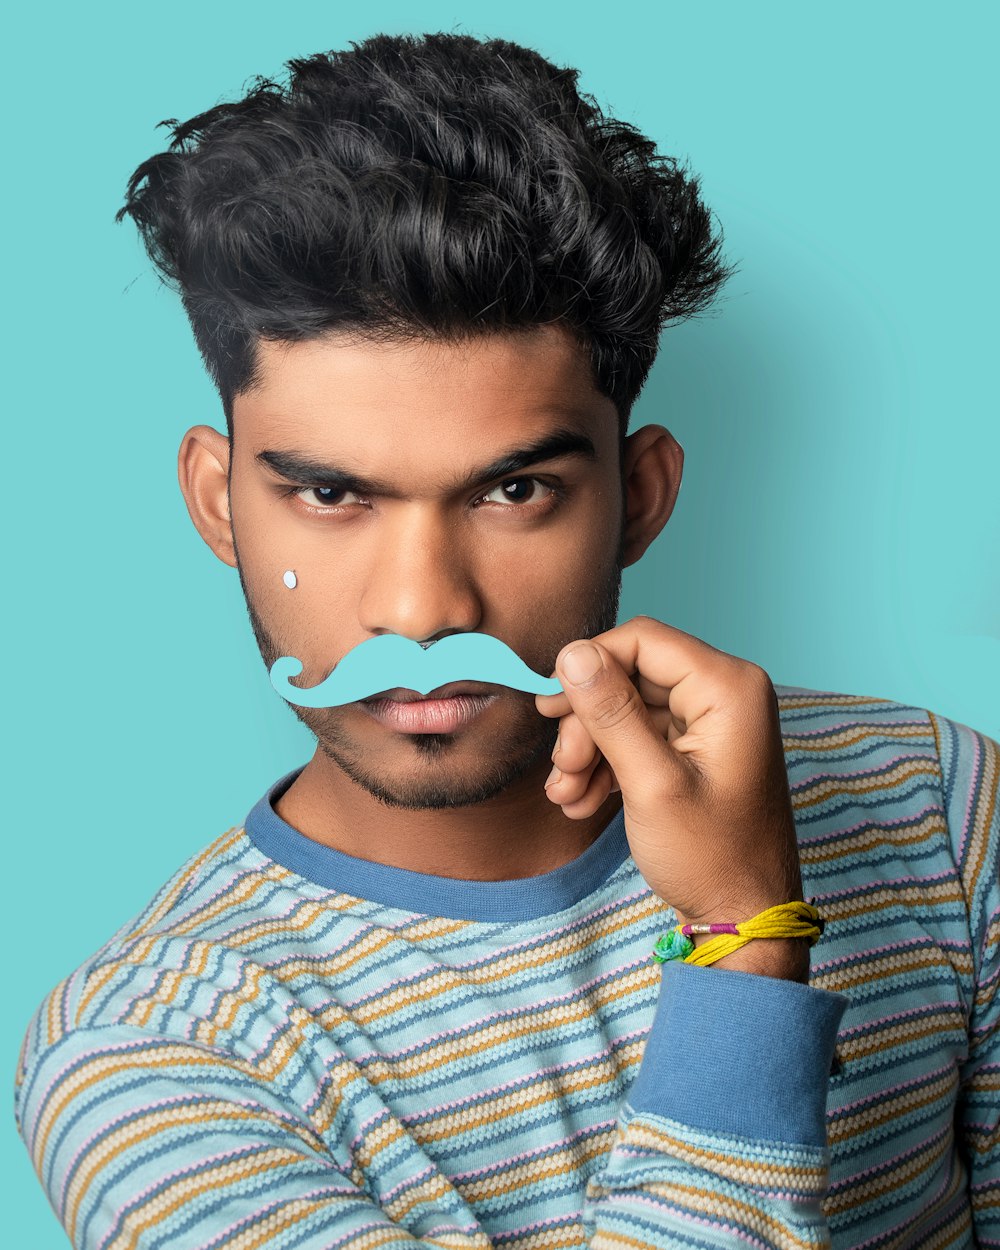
<box><xmin>5</xmin><ymin>0</ymin><xmax>997</xmax><ymax>1238</ymax></box>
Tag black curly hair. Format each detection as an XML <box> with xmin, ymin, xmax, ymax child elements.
<box><xmin>115</xmin><ymin>31</ymin><xmax>737</xmax><ymax>449</ymax></box>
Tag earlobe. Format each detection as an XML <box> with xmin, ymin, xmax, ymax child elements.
<box><xmin>177</xmin><ymin>425</ymin><xmax>237</xmax><ymax>568</ymax></box>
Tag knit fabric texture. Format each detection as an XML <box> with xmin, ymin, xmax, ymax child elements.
<box><xmin>14</xmin><ymin>685</ymin><xmax>1000</xmax><ymax>1248</ymax></box>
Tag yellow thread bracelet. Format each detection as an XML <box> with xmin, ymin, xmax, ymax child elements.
<box><xmin>651</xmin><ymin>899</ymin><xmax>825</xmax><ymax>968</ymax></box>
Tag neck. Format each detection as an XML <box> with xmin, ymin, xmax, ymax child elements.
<box><xmin>273</xmin><ymin>750</ymin><xmax>625</xmax><ymax>881</ymax></box>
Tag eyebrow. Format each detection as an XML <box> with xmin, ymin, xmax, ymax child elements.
<box><xmin>255</xmin><ymin>426</ymin><xmax>598</xmax><ymax>498</ymax></box>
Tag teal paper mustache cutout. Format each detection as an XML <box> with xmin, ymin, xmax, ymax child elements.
<box><xmin>269</xmin><ymin>632</ymin><xmax>564</xmax><ymax>708</ymax></box>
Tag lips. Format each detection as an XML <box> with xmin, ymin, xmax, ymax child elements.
<box><xmin>363</xmin><ymin>681</ymin><xmax>495</xmax><ymax>704</ymax></box>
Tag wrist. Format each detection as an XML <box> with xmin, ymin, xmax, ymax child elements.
<box><xmin>707</xmin><ymin>937</ymin><xmax>811</xmax><ymax>983</ymax></box>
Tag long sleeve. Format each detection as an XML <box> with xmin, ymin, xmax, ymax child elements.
<box><xmin>14</xmin><ymin>1020</ymin><xmax>492</xmax><ymax>1250</ymax></box>
<box><xmin>583</xmin><ymin>959</ymin><xmax>847</xmax><ymax>1246</ymax></box>
<box><xmin>15</xmin><ymin>958</ymin><xmax>847</xmax><ymax>1249</ymax></box>
<box><xmin>932</xmin><ymin>713</ymin><xmax>1000</xmax><ymax>1245</ymax></box>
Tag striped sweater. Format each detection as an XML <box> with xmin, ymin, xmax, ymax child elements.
<box><xmin>13</xmin><ymin>686</ymin><xmax>1000</xmax><ymax>1249</ymax></box>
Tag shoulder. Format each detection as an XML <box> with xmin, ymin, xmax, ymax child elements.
<box><xmin>924</xmin><ymin>708</ymin><xmax>1000</xmax><ymax>871</ymax></box>
<box><xmin>774</xmin><ymin>683</ymin><xmax>999</xmax><ymax>968</ymax></box>
<box><xmin>774</xmin><ymin>682</ymin><xmax>944</xmax><ymax>814</ymax></box>
<box><xmin>774</xmin><ymin>681</ymin><xmax>939</xmax><ymax>747</ymax></box>
<box><xmin>14</xmin><ymin>823</ymin><xmax>265</xmax><ymax>1101</ymax></box>
<box><xmin>774</xmin><ymin>681</ymin><xmax>998</xmax><ymax>861</ymax></box>
<box><xmin>924</xmin><ymin>708</ymin><xmax>1000</xmax><ymax>972</ymax></box>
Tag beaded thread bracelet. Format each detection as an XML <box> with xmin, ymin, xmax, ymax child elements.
<box><xmin>652</xmin><ymin>899</ymin><xmax>825</xmax><ymax>968</ymax></box>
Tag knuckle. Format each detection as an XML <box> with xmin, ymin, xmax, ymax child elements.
<box><xmin>742</xmin><ymin>661</ymin><xmax>774</xmax><ymax>693</ymax></box>
<box><xmin>591</xmin><ymin>685</ymin><xmax>644</xmax><ymax>730</ymax></box>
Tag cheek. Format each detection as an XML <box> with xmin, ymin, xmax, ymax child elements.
<box><xmin>490</xmin><ymin>534</ymin><xmax>607</xmax><ymax>637</ymax></box>
<box><xmin>536</xmin><ymin>528</ymin><xmax>606</xmax><ymax>591</ymax></box>
<box><xmin>486</xmin><ymin>520</ymin><xmax>599</xmax><ymax>581</ymax></box>
<box><xmin>232</xmin><ymin>499</ymin><xmax>311</xmax><ymax>620</ymax></box>
<box><xmin>235</xmin><ymin>491</ymin><xmax>315</xmax><ymax>591</ymax></box>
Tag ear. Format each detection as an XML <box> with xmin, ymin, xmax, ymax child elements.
<box><xmin>177</xmin><ymin>425</ymin><xmax>236</xmax><ymax>568</ymax></box>
<box><xmin>620</xmin><ymin>425</ymin><xmax>684</xmax><ymax>568</ymax></box>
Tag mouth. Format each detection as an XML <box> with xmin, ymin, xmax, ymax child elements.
<box><xmin>360</xmin><ymin>688</ymin><xmax>499</xmax><ymax>734</ymax></box>
<box><xmin>361</xmin><ymin>681</ymin><xmax>496</xmax><ymax>704</ymax></box>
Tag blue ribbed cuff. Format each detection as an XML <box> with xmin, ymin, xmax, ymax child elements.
<box><xmin>628</xmin><ymin>959</ymin><xmax>848</xmax><ymax>1147</ymax></box>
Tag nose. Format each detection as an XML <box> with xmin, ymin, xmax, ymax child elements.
<box><xmin>358</xmin><ymin>508</ymin><xmax>483</xmax><ymax>643</ymax></box>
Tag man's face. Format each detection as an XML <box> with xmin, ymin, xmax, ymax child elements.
<box><xmin>227</xmin><ymin>323</ymin><xmax>627</xmax><ymax>812</ymax></box>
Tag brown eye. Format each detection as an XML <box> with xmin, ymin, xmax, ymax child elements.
<box><xmin>481</xmin><ymin>477</ymin><xmax>554</xmax><ymax>506</ymax></box>
<box><xmin>296</xmin><ymin>486</ymin><xmax>359</xmax><ymax>508</ymax></box>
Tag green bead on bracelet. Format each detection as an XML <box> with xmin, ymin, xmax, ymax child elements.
<box><xmin>652</xmin><ymin>930</ymin><xmax>695</xmax><ymax>962</ymax></box>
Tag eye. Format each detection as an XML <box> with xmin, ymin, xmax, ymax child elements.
<box><xmin>291</xmin><ymin>485</ymin><xmax>361</xmax><ymax>509</ymax></box>
<box><xmin>480</xmin><ymin>477</ymin><xmax>555</xmax><ymax>507</ymax></box>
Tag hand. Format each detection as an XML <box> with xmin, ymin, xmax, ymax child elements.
<box><xmin>535</xmin><ymin>616</ymin><xmax>808</xmax><ymax>979</ymax></box>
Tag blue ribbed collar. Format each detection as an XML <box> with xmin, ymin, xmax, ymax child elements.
<box><xmin>244</xmin><ymin>765</ymin><xmax>631</xmax><ymax>922</ymax></box>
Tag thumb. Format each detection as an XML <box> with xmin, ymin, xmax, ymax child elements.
<box><xmin>555</xmin><ymin>640</ymin><xmax>682</xmax><ymax>802</ymax></box>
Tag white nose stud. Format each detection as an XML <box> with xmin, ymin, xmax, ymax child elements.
<box><xmin>282</xmin><ymin>570</ymin><xmax>297</xmax><ymax>589</ymax></box>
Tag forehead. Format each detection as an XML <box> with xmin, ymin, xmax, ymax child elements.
<box><xmin>233</xmin><ymin>323</ymin><xmax>616</xmax><ymax>443</ymax></box>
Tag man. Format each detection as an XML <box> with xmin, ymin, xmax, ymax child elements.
<box><xmin>15</xmin><ymin>32</ymin><xmax>998</xmax><ymax>1249</ymax></box>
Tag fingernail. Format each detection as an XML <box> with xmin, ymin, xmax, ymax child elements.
<box><xmin>545</xmin><ymin>766</ymin><xmax>561</xmax><ymax>788</ymax></box>
<box><xmin>562</xmin><ymin>643</ymin><xmax>602</xmax><ymax>685</ymax></box>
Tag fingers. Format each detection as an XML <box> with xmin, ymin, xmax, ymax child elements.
<box><xmin>546</xmin><ymin>713</ymin><xmax>604</xmax><ymax>812</ymax></box>
<box><xmin>550</xmin><ymin>711</ymin><xmax>599</xmax><ymax>774</ymax></box>
<box><xmin>546</xmin><ymin>757</ymin><xmax>618</xmax><ymax>819</ymax></box>
<box><xmin>534</xmin><ymin>617</ymin><xmax>760</xmax><ymax>809</ymax></box>
<box><xmin>547</xmin><ymin>706</ymin><xmax>676</xmax><ymax>815</ymax></box>
<box><xmin>551</xmin><ymin>706</ymin><xmax>677</xmax><ymax>776</ymax></box>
